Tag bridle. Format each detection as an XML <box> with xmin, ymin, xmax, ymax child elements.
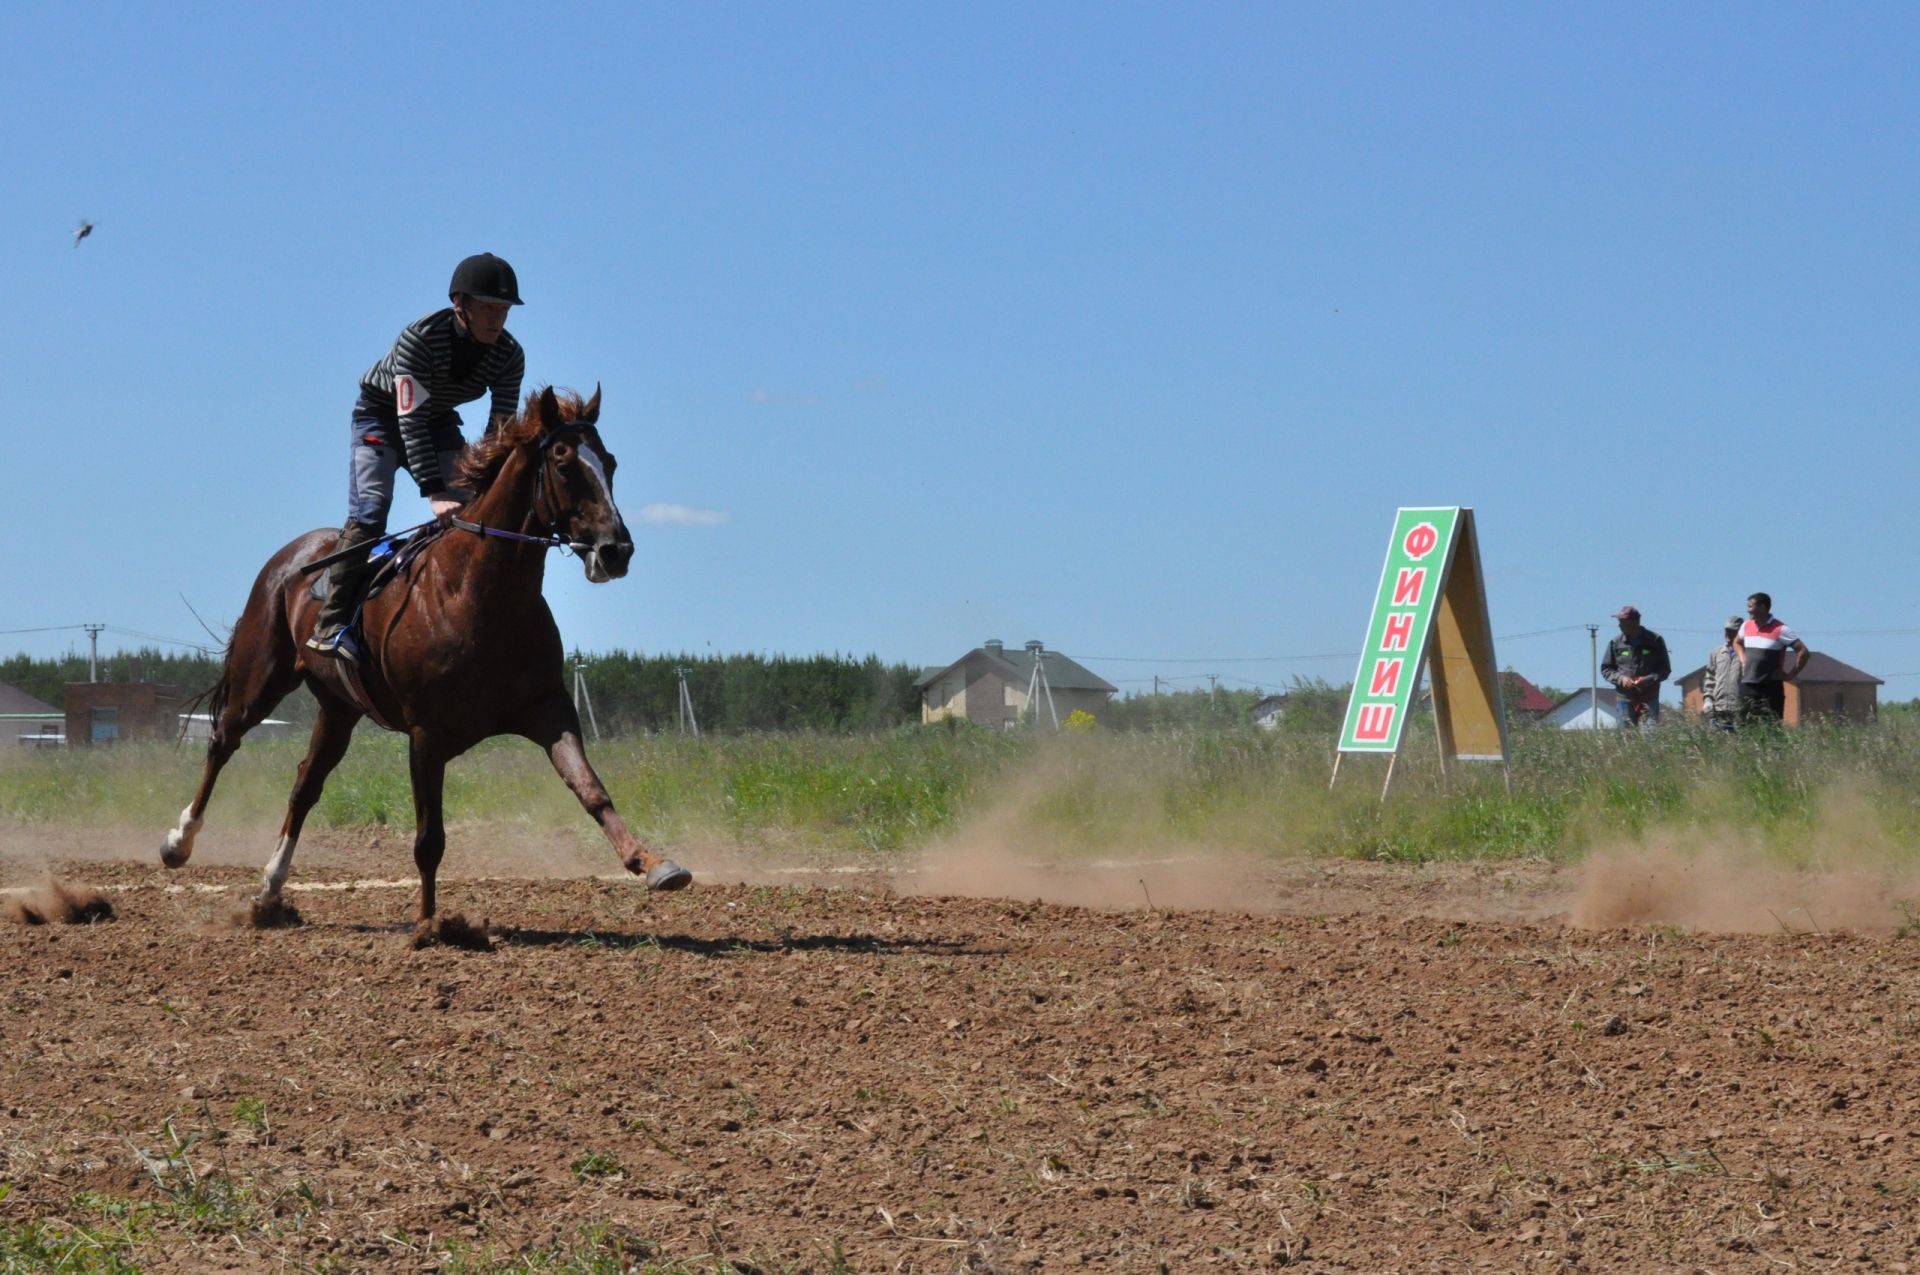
<box><xmin>449</xmin><ymin>424</ymin><xmax>597</xmax><ymax>554</ymax></box>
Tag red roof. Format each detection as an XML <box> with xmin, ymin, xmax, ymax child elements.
<box><xmin>1500</xmin><ymin>671</ymin><xmax>1555</xmax><ymax>714</ymax></box>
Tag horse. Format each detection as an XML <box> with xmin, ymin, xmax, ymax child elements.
<box><xmin>160</xmin><ymin>385</ymin><xmax>691</xmax><ymax>945</ymax></box>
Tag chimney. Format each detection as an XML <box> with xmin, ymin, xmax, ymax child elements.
<box><xmin>984</xmin><ymin>639</ymin><xmax>1004</xmax><ymax>654</ymax></box>
<box><xmin>1024</xmin><ymin>640</ymin><xmax>1044</xmax><ymax>653</ymax></box>
<box><xmin>126</xmin><ymin>656</ymin><xmax>144</xmax><ymax>683</ymax></box>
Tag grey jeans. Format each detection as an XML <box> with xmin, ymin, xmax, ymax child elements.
<box><xmin>347</xmin><ymin>437</ymin><xmax>464</xmax><ymax>533</ymax></box>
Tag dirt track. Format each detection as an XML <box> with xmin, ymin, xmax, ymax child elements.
<box><xmin>4</xmin><ymin>831</ymin><xmax>1920</xmax><ymax>1271</ymax></box>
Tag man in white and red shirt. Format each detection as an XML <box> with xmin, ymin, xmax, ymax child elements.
<box><xmin>1735</xmin><ymin>592</ymin><xmax>1809</xmax><ymax>723</ymax></box>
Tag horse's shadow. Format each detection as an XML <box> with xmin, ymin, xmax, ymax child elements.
<box><xmin>491</xmin><ymin>928</ymin><xmax>1005</xmax><ymax>958</ymax></box>
<box><xmin>328</xmin><ymin>920</ymin><xmax>1005</xmax><ymax>957</ymax></box>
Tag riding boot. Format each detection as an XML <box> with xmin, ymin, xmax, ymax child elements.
<box><xmin>306</xmin><ymin>522</ymin><xmax>382</xmax><ymax>657</ymax></box>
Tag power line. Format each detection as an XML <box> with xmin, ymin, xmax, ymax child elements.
<box><xmin>0</xmin><ymin>622</ymin><xmax>218</xmax><ymax>654</ymax></box>
<box><xmin>102</xmin><ymin>626</ymin><xmax>219</xmax><ymax>653</ymax></box>
<box><xmin>1077</xmin><ymin>623</ymin><xmax>1591</xmax><ymax>666</ymax></box>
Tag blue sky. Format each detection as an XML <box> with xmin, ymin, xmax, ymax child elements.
<box><xmin>4</xmin><ymin>3</ymin><xmax>1917</xmax><ymax>702</ymax></box>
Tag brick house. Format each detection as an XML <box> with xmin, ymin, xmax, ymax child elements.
<box><xmin>917</xmin><ymin>639</ymin><xmax>1117</xmax><ymax>728</ymax></box>
<box><xmin>1674</xmin><ymin>651</ymin><xmax>1882</xmax><ymax>726</ymax></box>
<box><xmin>64</xmin><ymin>658</ymin><xmax>189</xmax><ymax>746</ymax></box>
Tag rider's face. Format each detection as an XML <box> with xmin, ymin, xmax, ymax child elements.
<box><xmin>455</xmin><ymin>296</ymin><xmax>511</xmax><ymax>344</ymax></box>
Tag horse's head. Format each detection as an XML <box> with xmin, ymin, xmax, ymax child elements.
<box><xmin>532</xmin><ymin>385</ymin><xmax>633</xmax><ymax>583</ymax></box>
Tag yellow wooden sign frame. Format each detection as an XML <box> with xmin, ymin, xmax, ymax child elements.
<box><xmin>1332</xmin><ymin>507</ymin><xmax>1509</xmax><ymax>799</ymax></box>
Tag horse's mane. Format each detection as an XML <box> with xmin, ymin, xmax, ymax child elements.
<box><xmin>454</xmin><ymin>388</ymin><xmax>592</xmax><ymax>494</ymax></box>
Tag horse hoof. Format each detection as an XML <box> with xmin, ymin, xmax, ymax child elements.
<box><xmin>244</xmin><ymin>897</ymin><xmax>304</xmax><ymax>930</ymax></box>
<box><xmin>645</xmin><ymin>861</ymin><xmax>692</xmax><ymax>892</ymax></box>
<box><xmin>160</xmin><ymin>841</ymin><xmax>189</xmax><ymax>870</ymax></box>
<box><xmin>411</xmin><ymin>913</ymin><xmax>493</xmax><ymax>951</ymax></box>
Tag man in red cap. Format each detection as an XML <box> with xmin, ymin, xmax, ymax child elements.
<box><xmin>1601</xmin><ymin>606</ymin><xmax>1671</xmax><ymax>728</ymax></box>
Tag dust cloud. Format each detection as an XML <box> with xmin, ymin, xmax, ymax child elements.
<box><xmin>1570</xmin><ymin>785</ymin><xmax>1920</xmax><ymax>934</ymax></box>
<box><xmin>4</xmin><ymin>879</ymin><xmax>114</xmax><ymax>925</ymax></box>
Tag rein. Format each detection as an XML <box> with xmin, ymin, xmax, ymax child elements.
<box><xmin>448</xmin><ymin>516</ymin><xmax>582</xmax><ymax>553</ymax></box>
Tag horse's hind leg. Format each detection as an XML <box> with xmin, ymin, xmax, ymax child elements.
<box><xmin>162</xmin><ymin>629</ymin><xmax>303</xmax><ymax>869</ymax></box>
<box><xmin>251</xmin><ymin>694</ymin><xmax>361</xmax><ymax>923</ymax></box>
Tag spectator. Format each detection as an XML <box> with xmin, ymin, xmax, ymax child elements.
<box><xmin>1699</xmin><ymin>614</ymin><xmax>1743</xmax><ymax>731</ymax></box>
<box><xmin>1601</xmin><ymin>605</ymin><xmax>1671</xmax><ymax>728</ymax></box>
<box><xmin>1736</xmin><ymin>592</ymin><xmax>1810</xmax><ymax>723</ymax></box>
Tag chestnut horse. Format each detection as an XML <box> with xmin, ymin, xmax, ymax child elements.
<box><xmin>161</xmin><ymin>386</ymin><xmax>691</xmax><ymax>943</ymax></box>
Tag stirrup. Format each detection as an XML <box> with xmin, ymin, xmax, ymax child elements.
<box><xmin>305</xmin><ymin>626</ymin><xmax>362</xmax><ymax>661</ymax></box>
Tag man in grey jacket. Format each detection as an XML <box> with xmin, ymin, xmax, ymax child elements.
<box><xmin>1601</xmin><ymin>606</ymin><xmax>1671</xmax><ymax>728</ymax></box>
<box><xmin>1698</xmin><ymin>614</ymin><xmax>1743</xmax><ymax>731</ymax></box>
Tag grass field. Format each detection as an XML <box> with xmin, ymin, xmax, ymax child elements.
<box><xmin>7</xmin><ymin>718</ymin><xmax>1920</xmax><ymax>867</ymax></box>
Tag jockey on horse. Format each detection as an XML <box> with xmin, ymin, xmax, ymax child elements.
<box><xmin>308</xmin><ymin>252</ymin><xmax>526</xmax><ymax>658</ymax></box>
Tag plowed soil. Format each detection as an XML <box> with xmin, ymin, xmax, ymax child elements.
<box><xmin>4</xmin><ymin>828</ymin><xmax>1920</xmax><ymax>1272</ymax></box>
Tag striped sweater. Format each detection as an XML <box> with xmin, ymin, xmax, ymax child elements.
<box><xmin>358</xmin><ymin>308</ymin><xmax>525</xmax><ymax>495</ymax></box>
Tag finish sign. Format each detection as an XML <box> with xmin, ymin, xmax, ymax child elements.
<box><xmin>1337</xmin><ymin>507</ymin><xmax>1508</xmax><ymax>774</ymax></box>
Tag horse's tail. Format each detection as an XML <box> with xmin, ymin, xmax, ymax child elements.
<box><xmin>175</xmin><ymin>639</ymin><xmax>235</xmax><ymax>745</ymax></box>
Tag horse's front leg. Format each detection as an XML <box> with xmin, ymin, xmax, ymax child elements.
<box><xmin>529</xmin><ymin>706</ymin><xmax>690</xmax><ymax>891</ymax></box>
<box><xmin>409</xmin><ymin>738</ymin><xmax>449</xmax><ymax>929</ymax></box>
<box><xmin>405</xmin><ymin>738</ymin><xmax>491</xmax><ymax>949</ymax></box>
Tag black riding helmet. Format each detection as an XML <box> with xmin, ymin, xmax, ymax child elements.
<box><xmin>449</xmin><ymin>252</ymin><xmax>523</xmax><ymax>305</ymax></box>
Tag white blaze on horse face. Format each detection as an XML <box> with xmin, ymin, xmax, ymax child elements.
<box><xmin>578</xmin><ymin>438</ymin><xmax>616</xmax><ymax>513</ymax></box>
<box><xmin>575</xmin><ymin>437</ymin><xmax>626</xmax><ymax>583</ymax></box>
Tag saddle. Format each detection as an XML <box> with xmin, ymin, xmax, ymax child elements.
<box><xmin>307</xmin><ymin>523</ymin><xmax>448</xmax><ymax>608</ymax></box>
<box><xmin>305</xmin><ymin>525</ymin><xmax>450</xmax><ymax>730</ymax></box>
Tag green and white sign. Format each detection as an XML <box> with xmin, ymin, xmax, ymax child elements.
<box><xmin>1337</xmin><ymin>507</ymin><xmax>1461</xmax><ymax>753</ymax></box>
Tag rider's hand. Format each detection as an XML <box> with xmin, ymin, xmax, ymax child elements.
<box><xmin>431</xmin><ymin>496</ymin><xmax>464</xmax><ymax>523</ymax></box>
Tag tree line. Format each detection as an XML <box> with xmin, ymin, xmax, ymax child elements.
<box><xmin>8</xmin><ymin>649</ymin><xmax>1665</xmax><ymax>738</ymax></box>
<box><xmin>0</xmin><ymin>648</ymin><xmax>924</xmax><ymax>734</ymax></box>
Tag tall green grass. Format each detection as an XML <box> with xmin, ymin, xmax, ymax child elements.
<box><xmin>6</xmin><ymin>718</ymin><xmax>1920</xmax><ymax>864</ymax></box>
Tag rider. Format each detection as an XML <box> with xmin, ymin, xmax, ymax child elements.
<box><xmin>307</xmin><ymin>253</ymin><xmax>526</xmax><ymax>657</ymax></box>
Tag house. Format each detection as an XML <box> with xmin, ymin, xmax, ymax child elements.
<box><xmin>1500</xmin><ymin>671</ymin><xmax>1556</xmax><ymax>720</ymax></box>
<box><xmin>1249</xmin><ymin>694</ymin><xmax>1289</xmax><ymax>730</ymax></box>
<box><xmin>1</xmin><ymin>681</ymin><xmax>65</xmax><ymax>746</ymax></box>
<box><xmin>1543</xmin><ymin>686</ymin><xmax>1627</xmax><ymax>730</ymax></box>
<box><xmin>64</xmin><ymin>658</ymin><xmax>189</xmax><ymax>746</ymax></box>
<box><xmin>917</xmin><ymin>639</ymin><xmax>1117</xmax><ymax>728</ymax></box>
<box><xmin>1673</xmin><ymin>651</ymin><xmax>1883</xmax><ymax>726</ymax></box>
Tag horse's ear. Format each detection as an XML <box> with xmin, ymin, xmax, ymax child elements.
<box><xmin>538</xmin><ymin>386</ymin><xmax>563</xmax><ymax>432</ymax></box>
<box><xmin>583</xmin><ymin>383</ymin><xmax>601</xmax><ymax>424</ymax></box>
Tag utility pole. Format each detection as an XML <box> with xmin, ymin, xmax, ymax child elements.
<box><xmin>83</xmin><ymin>623</ymin><xmax>104</xmax><ymax>683</ymax></box>
<box><xmin>1023</xmin><ymin>645</ymin><xmax>1060</xmax><ymax>730</ymax></box>
<box><xmin>1207</xmin><ymin>673</ymin><xmax>1218</xmax><ymax>706</ymax></box>
<box><xmin>571</xmin><ymin>650</ymin><xmax>600</xmax><ymax>740</ymax></box>
<box><xmin>1587</xmin><ymin>624</ymin><xmax>1599</xmax><ymax>730</ymax></box>
<box><xmin>675</xmin><ymin>666</ymin><xmax>700</xmax><ymax>737</ymax></box>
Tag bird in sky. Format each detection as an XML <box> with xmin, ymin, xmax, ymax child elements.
<box><xmin>73</xmin><ymin>220</ymin><xmax>93</xmax><ymax>248</ymax></box>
